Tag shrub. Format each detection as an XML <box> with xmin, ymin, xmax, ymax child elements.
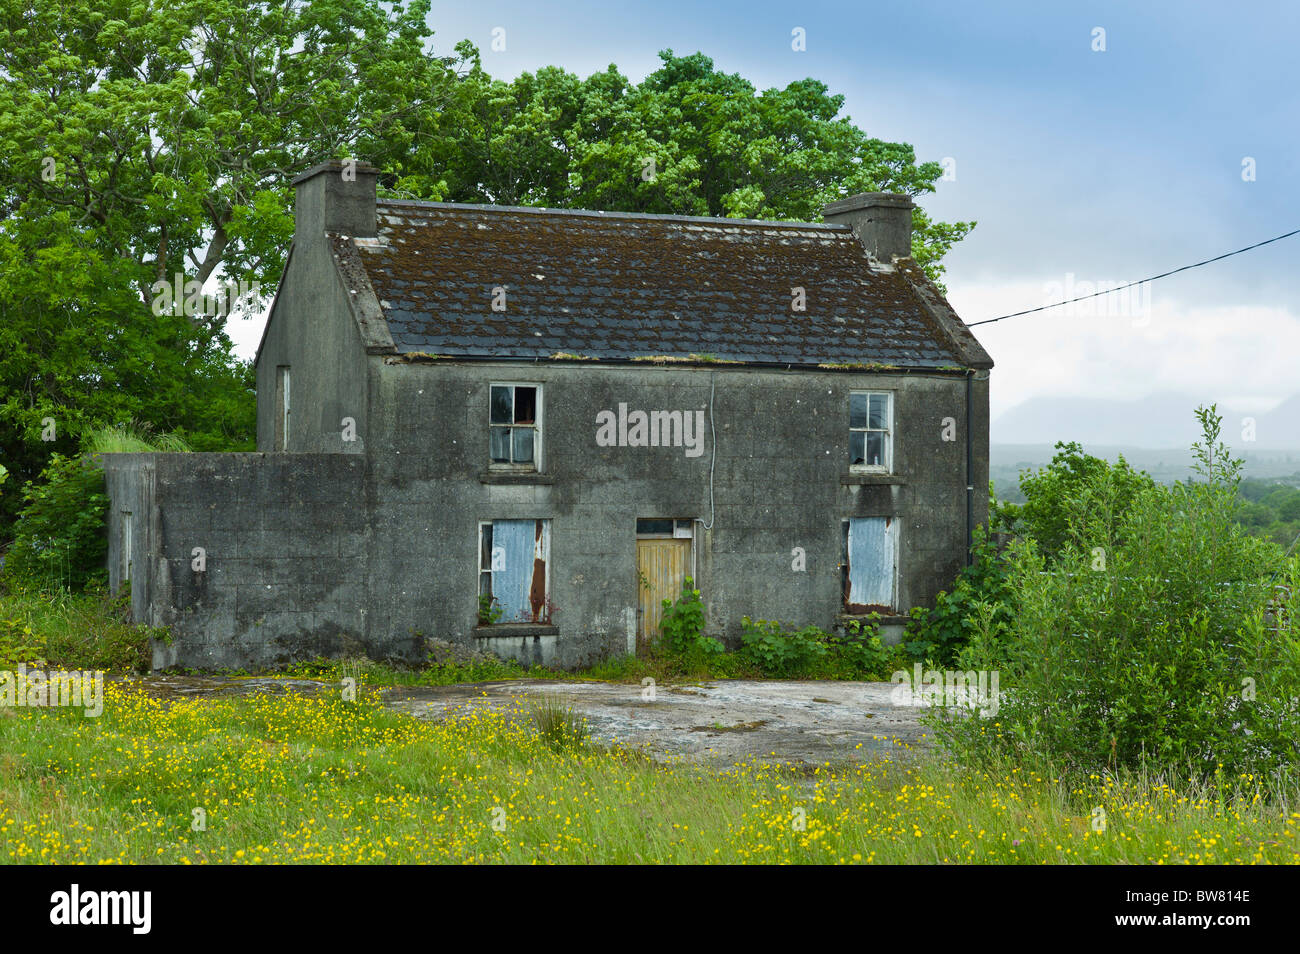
<box><xmin>902</xmin><ymin>526</ymin><xmax>1013</xmax><ymax>665</ymax></box>
<box><xmin>738</xmin><ymin>618</ymin><xmax>827</xmax><ymax>676</ymax></box>
<box><xmin>3</xmin><ymin>453</ymin><xmax>108</xmax><ymax>592</ymax></box>
<box><xmin>658</xmin><ymin>577</ymin><xmax>723</xmax><ymax>661</ymax></box>
<box><xmin>1007</xmin><ymin>441</ymin><xmax>1156</xmax><ymax>559</ymax></box>
<box><xmin>943</xmin><ymin>407</ymin><xmax>1300</xmax><ymax>780</ymax></box>
<box><xmin>739</xmin><ymin>616</ymin><xmax>902</xmax><ymax>679</ymax></box>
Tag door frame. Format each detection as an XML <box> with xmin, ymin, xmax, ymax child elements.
<box><xmin>635</xmin><ymin>518</ymin><xmax>697</xmax><ymax>649</ymax></box>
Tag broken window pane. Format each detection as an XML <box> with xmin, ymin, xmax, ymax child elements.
<box><xmin>480</xmin><ymin>524</ymin><xmax>493</xmax><ymax>571</ymax></box>
<box><xmin>850</xmin><ymin>431</ymin><xmax>866</xmax><ymax>467</ymax></box>
<box><xmin>514</xmin><ymin>386</ymin><xmax>536</xmax><ymax>425</ymax></box>
<box><xmin>490</xmin><ymin>386</ymin><xmax>512</xmax><ymax>424</ymax></box>
<box><xmin>850</xmin><ymin>390</ymin><xmax>891</xmax><ymax>472</ymax></box>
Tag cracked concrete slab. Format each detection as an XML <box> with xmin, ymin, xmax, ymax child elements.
<box><xmin>118</xmin><ymin>675</ymin><xmax>932</xmax><ymax>765</ymax></box>
<box><xmin>383</xmin><ymin>679</ymin><xmax>931</xmax><ymax>764</ymax></box>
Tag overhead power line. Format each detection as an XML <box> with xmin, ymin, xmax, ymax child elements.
<box><xmin>970</xmin><ymin>227</ymin><xmax>1300</xmax><ymax>327</ymax></box>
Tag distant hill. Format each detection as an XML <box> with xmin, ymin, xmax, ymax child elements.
<box><xmin>992</xmin><ymin>443</ymin><xmax>1300</xmax><ymax>501</ymax></box>
<box><xmin>992</xmin><ymin>392</ymin><xmax>1300</xmax><ymax>449</ymax></box>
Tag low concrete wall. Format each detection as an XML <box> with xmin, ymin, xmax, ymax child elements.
<box><xmin>104</xmin><ymin>453</ymin><xmax>374</xmax><ymax>670</ymax></box>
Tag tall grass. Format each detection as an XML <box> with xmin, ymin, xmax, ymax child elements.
<box><xmin>84</xmin><ymin>424</ymin><xmax>193</xmax><ymax>454</ymax></box>
<box><xmin>1</xmin><ymin>685</ymin><xmax>1296</xmax><ymax>864</ymax></box>
<box><xmin>0</xmin><ymin>587</ymin><xmax>153</xmax><ymax>671</ymax></box>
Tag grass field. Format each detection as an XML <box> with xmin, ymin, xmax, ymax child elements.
<box><xmin>2</xmin><ymin>681</ymin><xmax>1296</xmax><ymax>864</ymax></box>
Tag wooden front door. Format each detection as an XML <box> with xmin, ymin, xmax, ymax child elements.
<box><xmin>636</xmin><ymin>538</ymin><xmax>691</xmax><ymax>653</ymax></box>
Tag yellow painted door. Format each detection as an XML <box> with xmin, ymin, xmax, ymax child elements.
<box><xmin>637</xmin><ymin>539</ymin><xmax>691</xmax><ymax>653</ymax></box>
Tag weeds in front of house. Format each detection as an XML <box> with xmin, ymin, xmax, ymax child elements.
<box><xmin>283</xmin><ymin>655</ymin><xmax>561</xmax><ymax>688</ymax></box>
<box><xmin>0</xmin><ymin>585</ymin><xmax>154</xmax><ymax>672</ymax></box>
<box><xmin>644</xmin><ymin>578</ymin><xmax>908</xmax><ymax>682</ymax></box>
<box><xmin>524</xmin><ymin>694</ymin><xmax>589</xmax><ymax>752</ymax></box>
<box><xmin>1</xmin><ymin>681</ymin><xmax>1296</xmax><ymax>864</ymax></box>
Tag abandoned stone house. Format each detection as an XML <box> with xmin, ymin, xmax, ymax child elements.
<box><xmin>103</xmin><ymin>160</ymin><xmax>993</xmax><ymax>671</ymax></box>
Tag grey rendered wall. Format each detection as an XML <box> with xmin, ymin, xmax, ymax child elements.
<box><xmin>363</xmin><ymin>360</ymin><xmax>987</xmax><ymax>668</ymax></box>
<box><xmin>254</xmin><ymin>238</ymin><xmax>370</xmax><ymax>454</ymax></box>
<box><xmin>105</xmin><ymin>364</ymin><xmax>986</xmax><ymax>671</ymax></box>
<box><xmin>104</xmin><ymin>453</ymin><xmax>369</xmax><ymax>669</ymax></box>
<box><xmin>103</xmin><ymin>453</ymin><xmax>159</xmax><ymax>630</ymax></box>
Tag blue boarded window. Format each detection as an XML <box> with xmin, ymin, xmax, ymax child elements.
<box><xmin>842</xmin><ymin>517</ymin><xmax>898</xmax><ymax>612</ymax></box>
<box><xmin>479</xmin><ymin>519</ymin><xmax>551</xmax><ymax>623</ymax></box>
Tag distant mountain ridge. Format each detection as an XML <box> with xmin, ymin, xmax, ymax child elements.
<box><xmin>992</xmin><ymin>392</ymin><xmax>1300</xmax><ymax>449</ymax></box>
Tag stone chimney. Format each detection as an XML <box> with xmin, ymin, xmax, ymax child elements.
<box><xmin>291</xmin><ymin>160</ymin><xmax>380</xmax><ymax>240</ymax></box>
<box><xmin>822</xmin><ymin>192</ymin><xmax>915</xmax><ymax>262</ymax></box>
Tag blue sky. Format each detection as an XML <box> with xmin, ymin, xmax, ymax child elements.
<box><xmin>228</xmin><ymin>1</ymin><xmax>1300</xmax><ymax>422</ymax></box>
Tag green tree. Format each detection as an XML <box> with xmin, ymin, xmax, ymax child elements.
<box><xmin>414</xmin><ymin>49</ymin><xmax>972</xmax><ymax>287</ymax></box>
<box><xmin>0</xmin><ymin>0</ymin><xmax>460</xmax><ymax>537</ymax></box>
<box><xmin>948</xmin><ymin>408</ymin><xmax>1297</xmax><ymax>779</ymax></box>
<box><xmin>1006</xmin><ymin>441</ymin><xmax>1156</xmax><ymax>560</ymax></box>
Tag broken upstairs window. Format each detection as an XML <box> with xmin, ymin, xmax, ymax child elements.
<box><xmin>489</xmin><ymin>384</ymin><xmax>540</xmax><ymax>468</ymax></box>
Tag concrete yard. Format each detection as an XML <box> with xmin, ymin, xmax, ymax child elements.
<box><xmin>385</xmin><ymin>679</ymin><xmax>930</xmax><ymax>764</ymax></box>
<box><xmin>131</xmin><ymin>675</ymin><xmax>931</xmax><ymax>765</ymax></box>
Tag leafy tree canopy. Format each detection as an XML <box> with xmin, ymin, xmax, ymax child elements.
<box><xmin>407</xmin><ymin>48</ymin><xmax>971</xmax><ymax>283</ymax></box>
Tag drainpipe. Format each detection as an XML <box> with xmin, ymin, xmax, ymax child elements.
<box><xmin>965</xmin><ymin>369</ymin><xmax>974</xmax><ymax>567</ymax></box>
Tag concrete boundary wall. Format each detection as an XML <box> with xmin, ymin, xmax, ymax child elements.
<box><xmin>104</xmin><ymin>453</ymin><xmax>370</xmax><ymax>670</ymax></box>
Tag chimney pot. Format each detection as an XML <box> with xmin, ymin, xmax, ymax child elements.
<box><xmin>822</xmin><ymin>192</ymin><xmax>915</xmax><ymax>261</ymax></box>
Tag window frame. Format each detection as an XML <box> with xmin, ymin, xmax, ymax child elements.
<box><xmin>849</xmin><ymin>389</ymin><xmax>893</xmax><ymax>474</ymax></box>
<box><xmin>477</xmin><ymin>519</ymin><xmax>552</xmax><ymax>624</ymax></box>
<box><xmin>275</xmin><ymin>365</ymin><xmax>291</xmax><ymax>451</ymax></box>
<box><xmin>121</xmin><ymin>511</ymin><xmax>133</xmax><ymax>583</ymax></box>
<box><xmin>840</xmin><ymin>516</ymin><xmax>900</xmax><ymax>613</ymax></box>
<box><xmin>488</xmin><ymin>382</ymin><xmax>543</xmax><ymax>471</ymax></box>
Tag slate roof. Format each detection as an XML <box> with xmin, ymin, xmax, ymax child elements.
<box><xmin>330</xmin><ymin>199</ymin><xmax>992</xmax><ymax>370</ymax></box>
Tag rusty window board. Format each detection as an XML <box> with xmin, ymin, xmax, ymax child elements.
<box><xmin>841</xmin><ymin>516</ymin><xmax>898</xmax><ymax>613</ymax></box>
<box><xmin>479</xmin><ymin>519</ymin><xmax>551</xmax><ymax>623</ymax></box>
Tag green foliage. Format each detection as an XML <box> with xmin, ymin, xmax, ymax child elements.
<box><xmin>3</xmin><ymin>453</ymin><xmax>108</xmax><ymax>592</ymax></box>
<box><xmin>408</xmin><ymin>48</ymin><xmax>972</xmax><ymax>288</ymax></box>
<box><xmin>1004</xmin><ymin>442</ymin><xmax>1157</xmax><ymax>560</ymax></box>
<box><xmin>658</xmin><ymin>577</ymin><xmax>724</xmax><ymax>660</ymax></box>
<box><xmin>4</xmin><ymin>425</ymin><xmax>193</xmax><ymax>593</ymax></box>
<box><xmin>0</xmin><ymin>585</ymin><xmax>155</xmax><ymax>671</ymax></box>
<box><xmin>1230</xmin><ymin>478</ymin><xmax>1300</xmax><ymax>550</ymax></box>
<box><xmin>903</xmin><ymin>527</ymin><xmax>1014</xmax><ymax>665</ymax></box>
<box><xmin>945</xmin><ymin>407</ymin><xmax>1299</xmax><ymax>779</ymax></box>
<box><xmin>0</xmin><ymin>0</ymin><xmax>452</xmax><ymax>539</ymax></box>
<box><xmin>738</xmin><ymin>618</ymin><xmax>827</xmax><ymax>676</ymax></box>
<box><xmin>85</xmin><ymin>424</ymin><xmax>193</xmax><ymax>455</ymax></box>
<box><xmin>652</xmin><ymin>580</ymin><xmax>902</xmax><ymax>679</ymax></box>
<box><xmin>477</xmin><ymin>593</ymin><xmax>503</xmax><ymax>625</ymax></box>
<box><xmin>738</xmin><ymin>616</ymin><xmax>903</xmax><ymax>679</ymax></box>
<box><xmin>284</xmin><ymin>654</ymin><xmax>551</xmax><ymax>686</ymax></box>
